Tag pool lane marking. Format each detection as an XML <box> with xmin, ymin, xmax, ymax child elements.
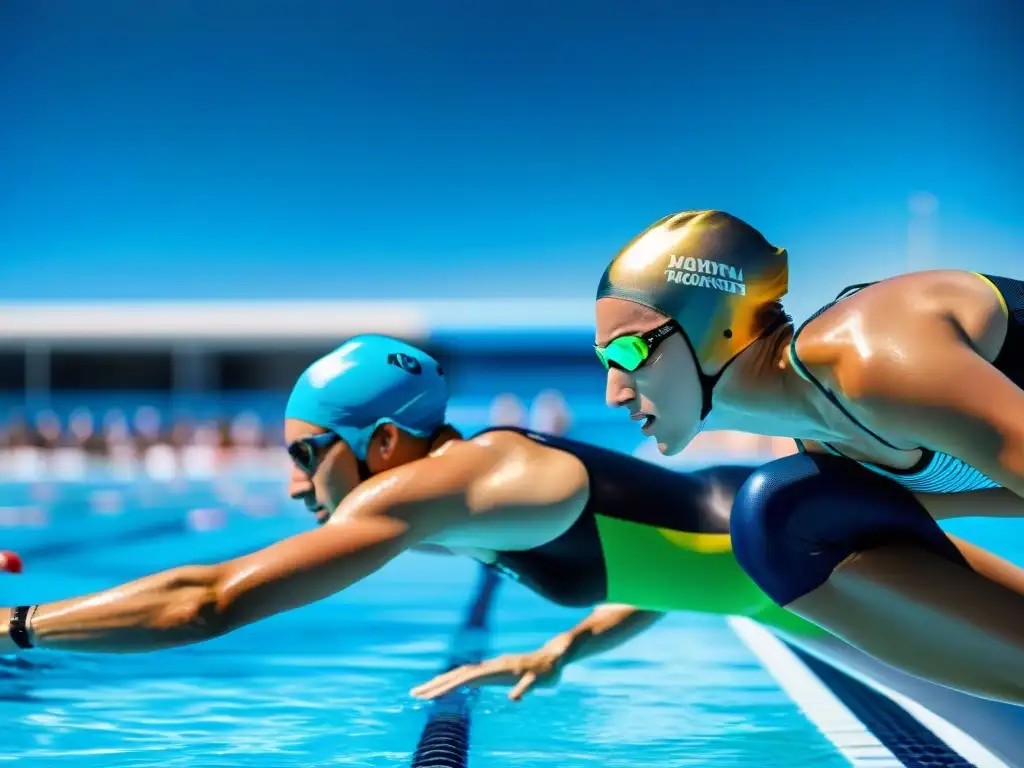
<box><xmin>410</xmin><ymin>564</ymin><xmax>501</xmax><ymax>768</ymax></box>
<box><xmin>781</xmin><ymin>633</ymin><xmax>1009</xmax><ymax>768</ymax></box>
<box><xmin>729</xmin><ymin>617</ymin><xmax>1003</xmax><ymax>767</ymax></box>
<box><xmin>730</xmin><ymin>617</ymin><xmax>902</xmax><ymax>767</ymax></box>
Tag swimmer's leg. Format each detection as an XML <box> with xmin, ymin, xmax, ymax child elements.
<box><xmin>731</xmin><ymin>453</ymin><xmax>1024</xmax><ymax>705</ymax></box>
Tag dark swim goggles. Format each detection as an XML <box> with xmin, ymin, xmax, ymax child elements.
<box><xmin>287</xmin><ymin>432</ymin><xmax>341</xmax><ymax>475</ymax></box>
<box><xmin>288</xmin><ymin>431</ymin><xmax>374</xmax><ymax>490</ymax></box>
<box><xmin>594</xmin><ymin>320</ymin><xmax>681</xmax><ymax>372</ymax></box>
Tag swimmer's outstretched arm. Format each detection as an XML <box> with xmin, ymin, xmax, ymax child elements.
<box><xmin>554</xmin><ymin>604</ymin><xmax>665</xmax><ymax>664</ymax></box>
<box><xmin>2</xmin><ymin>516</ymin><xmax>429</xmax><ymax>654</ymax></box>
<box><xmin>861</xmin><ymin>333</ymin><xmax>1024</xmax><ymax>499</ymax></box>
<box><xmin>3</xmin><ymin>514</ymin><xmax>419</xmax><ymax>654</ymax></box>
<box><xmin>1</xmin><ymin>448</ymin><xmax>575</xmax><ymax>655</ymax></box>
<box><xmin>411</xmin><ymin>604</ymin><xmax>664</xmax><ymax>701</ymax></box>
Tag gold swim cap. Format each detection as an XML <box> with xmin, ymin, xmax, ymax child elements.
<box><xmin>596</xmin><ymin>210</ymin><xmax>789</xmax><ymax>373</ymax></box>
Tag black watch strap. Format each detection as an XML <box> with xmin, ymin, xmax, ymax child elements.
<box><xmin>9</xmin><ymin>605</ymin><xmax>34</xmax><ymax>649</ymax></box>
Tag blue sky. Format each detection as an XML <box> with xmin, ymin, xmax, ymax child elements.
<box><xmin>1</xmin><ymin>0</ymin><xmax>1020</xmax><ymax>320</ymax></box>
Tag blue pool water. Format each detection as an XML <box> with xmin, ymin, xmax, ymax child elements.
<box><xmin>2</xmin><ymin>477</ymin><xmax>1022</xmax><ymax>767</ymax></box>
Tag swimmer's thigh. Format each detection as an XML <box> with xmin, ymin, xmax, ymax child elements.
<box><xmin>730</xmin><ymin>453</ymin><xmax>1024</xmax><ymax>703</ymax></box>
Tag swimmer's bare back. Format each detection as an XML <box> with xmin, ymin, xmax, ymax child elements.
<box><xmin>0</xmin><ymin>431</ymin><xmax>587</xmax><ymax>654</ymax></box>
<box><xmin>792</xmin><ymin>269</ymin><xmax>1024</xmax><ymax>503</ymax></box>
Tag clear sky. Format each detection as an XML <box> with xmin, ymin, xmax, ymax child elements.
<box><xmin>1</xmin><ymin>0</ymin><xmax>1021</xmax><ymax>322</ymax></box>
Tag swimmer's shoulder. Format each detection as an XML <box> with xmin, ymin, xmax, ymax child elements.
<box><xmin>794</xmin><ymin>270</ymin><xmax>1007</xmax><ymax>392</ymax></box>
<box><xmin>338</xmin><ymin>429</ymin><xmax>587</xmax><ymax>532</ymax></box>
<box><xmin>415</xmin><ymin>429</ymin><xmax>590</xmax><ymax>551</ymax></box>
<box><xmin>451</xmin><ymin>427</ymin><xmax>580</xmax><ymax>461</ymax></box>
<box><xmin>425</xmin><ymin>428</ymin><xmax>589</xmax><ymax>500</ymax></box>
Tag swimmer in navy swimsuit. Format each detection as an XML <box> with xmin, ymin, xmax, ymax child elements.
<box><xmin>595</xmin><ymin>210</ymin><xmax>1024</xmax><ymax>703</ymax></box>
<box><xmin>0</xmin><ymin>339</ymin><xmax>844</xmax><ymax>684</ymax></box>
<box><xmin>4</xmin><ymin>334</ymin><xmax>1024</xmax><ymax>709</ymax></box>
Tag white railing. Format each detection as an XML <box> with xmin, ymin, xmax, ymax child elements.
<box><xmin>0</xmin><ymin>298</ymin><xmax>594</xmax><ymax>346</ymax></box>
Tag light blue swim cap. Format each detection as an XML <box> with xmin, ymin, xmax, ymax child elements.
<box><xmin>285</xmin><ymin>335</ymin><xmax>449</xmax><ymax>459</ymax></box>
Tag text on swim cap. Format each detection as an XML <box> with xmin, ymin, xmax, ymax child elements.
<box><xmin>664</xmin><ymin>255</ymin><xmax>746</xmax><ymax>295</ymax></box>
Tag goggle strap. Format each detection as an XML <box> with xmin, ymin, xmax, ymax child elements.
<box><xmin>645</xmin><ymin>321</ymin><xmax>678</xmax><ymax>344</ymax></box>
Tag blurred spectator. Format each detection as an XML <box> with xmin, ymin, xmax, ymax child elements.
<box><xmin>1</xmin><ymin>413</ymin><xmax>45</xmax><ymax>480</ymax></box>
<box><xmin>229</xmin><ymin>411</ymin><xmax>263</xmax><ymax>449</ymax></box>
<box><xmin>138</xmin><ymin>407</ymin><xmax>184</xmax><ymax>481</ymax></box>
<box><xmin>34</xmin><ymin>410</ymin><xmax>62</xmax><ymax>450</ymax></box>
<box><xmin>133</xmin><ymin>406</ymin><xmax>165</xmax><ymax>452</ymax></box>
<box><xmin>169</xmin><ymin>415</ymin><xmax>197</xmax><ymax>449</ymax></box>
<box><xmin>143</xmin><ymin>440</ymin><xmax>178</xmax><ymax>482</ymax></box>
<box><xmin>217</xmin><ymin>420</ymin><xmax>233</xmax><ymax>452</ymax></box>
<box><xmin>50</xmin><ymin>409</ymin><xmax>91</xmax><ymax>480</ymax></box>
<box><xmin>225</xmin><ymin>411</ymin><xmax>266</xmax><ymax>472</ymax></box>
<box><xmin>181</xmin><ymin>419</ymin><xmax>222</xmax><ymax>479</ymax></box>
<box><xmin>102</xmin><ymin>409</ymin><xmax>133</xmax><ymax>450</ymax></box>
<box><xmin>489</xmin><ymin>393</ymin><xmax>528</xmax><ymax>428</ymax></box>
<box><xmin>102</xmin><ymin>409</ymin><xmax>138</xmax><ymax>477</ymax></box>
<box><xmin>260</xmin><ymin>420</ymin><xmax>283</xmax><ymax>448</ymax></box>
<box><xmin>66</xmin><ymin>408</ymin><xmax>106</xmax><ymax>456</ymax></box>
<box><xmin>5</xmin><ymin>414</ymin><xmax>33</xmax><ymax>449</ymax></box>
<box><xmin>529</xmin><ymin>389</ymin><xmax>573</xmax><ymax>436</ymax></box>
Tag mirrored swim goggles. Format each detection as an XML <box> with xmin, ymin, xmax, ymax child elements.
<box><xmin>594</xmin><ymin>320</ymin><xmax>681</xmax><ymax>373</ymax></box>
<box><xmin>594</xmin><ymin>319</ymin><xmax>718</xmax><ymax>420</ymax></box>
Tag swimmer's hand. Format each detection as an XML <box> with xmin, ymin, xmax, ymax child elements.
<box><xmin>410</xmin><ymin>633</ymin><xmax>572</xmax><ymax>702</ymax></box>
<box><xmin>410</xmin><ymin>604</ymin><xmax>665</xmax><ymax>703</ymax></box>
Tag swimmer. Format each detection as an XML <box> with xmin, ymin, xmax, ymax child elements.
<box><xmin>594</xmin><ymin>210</ymin><xmax>1024</xmax><ymax>702</ymax></box>
<box><xmin>0</xmin><ymin>346</ymin><xmax>800</xmax><ymax>641</ymax></box>
<box><xmin>1</xmin><ymin>338</ymin><xmax>816</xmax><ymax>650</ymax></box>
<box><xmin>4</xmin><ymin>335</ymin><xmax>1023</xmax><ymax>710</ymax></box>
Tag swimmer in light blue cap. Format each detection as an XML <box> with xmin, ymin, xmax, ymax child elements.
<box><xmin>284</xmin><ymin>335</ymin><xmax>453</xmax><ymax>521</ymax></box>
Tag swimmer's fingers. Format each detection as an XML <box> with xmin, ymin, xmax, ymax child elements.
<box><xmin>508</xmin><ymin>671</ymin><xmax>537</xmax><ymax>702</ymax></box>
<box><xmin>410</xmin><ymin>659</ymin><xmax>519</xmax><ymax>700</ymax></box>
<box><xmin>412</xmin><ymin>652</ymin><xmax>563</xmax><ymax>701</ymax></box>
<box><xmin>409</xmin><ymin>668</ymin><xmax>463</xmax><ymax>699</ymax></box>
<box><xmin>409</xmin><ymin>665</ymin><xmax>471</xmax><ymax>698</ymax></box>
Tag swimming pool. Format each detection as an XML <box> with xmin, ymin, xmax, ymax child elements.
<box><xmin>2</xmin><ymin>479</ymin><xmax>1023</xmax><ymax>767</ymax></box>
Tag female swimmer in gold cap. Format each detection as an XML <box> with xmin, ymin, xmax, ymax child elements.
<box><xmin>594</xmin><ymin>210</ymin><xmax>1024</xmax><ymax>702</ymax></box>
